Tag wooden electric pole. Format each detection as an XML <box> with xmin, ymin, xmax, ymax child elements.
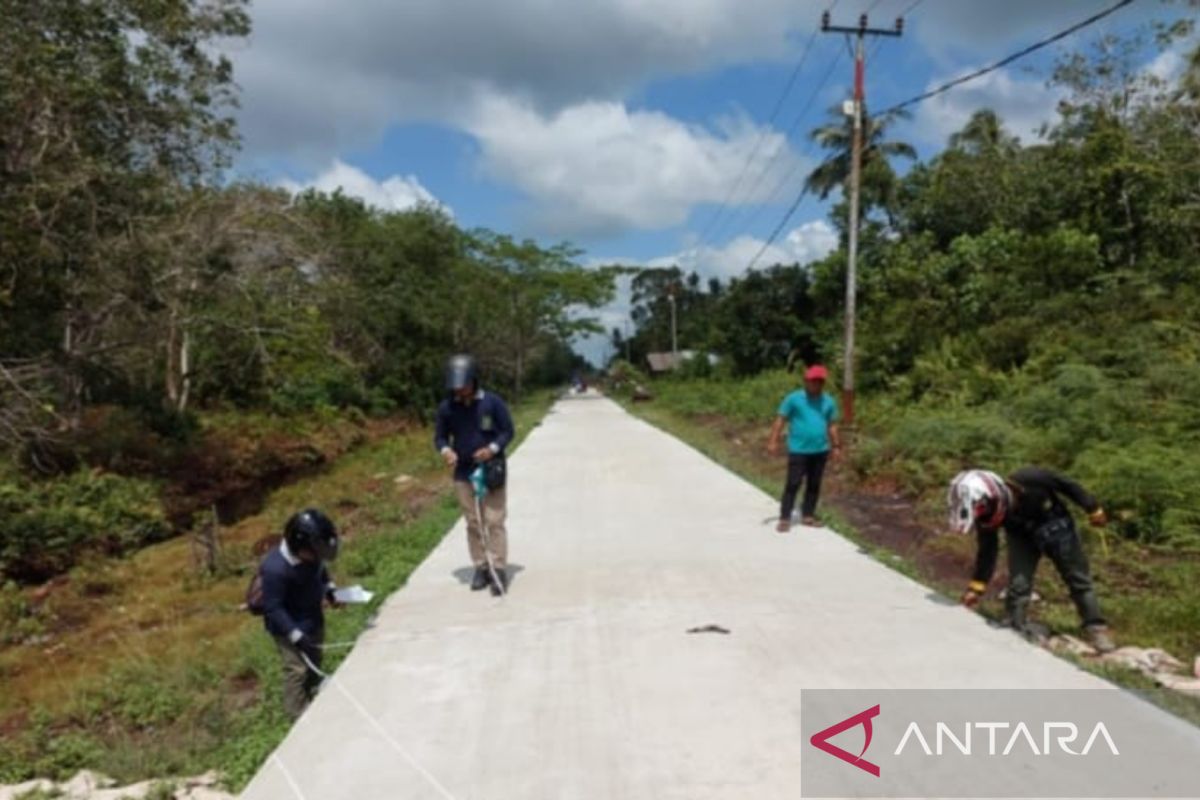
<box><xmin>820</xmin><ymin>12</ymin><xmax>902</xmax><ymax>426</ymax></box>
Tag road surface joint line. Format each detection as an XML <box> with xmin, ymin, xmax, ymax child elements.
<box><xmin>271</xmin><ymin>753</ymin><xmax>307</xmax><ymax>800</ymax></box>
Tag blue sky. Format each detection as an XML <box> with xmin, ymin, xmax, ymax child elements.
<box><xmin>228</xmin><ymin>0</ymin><xmax>1186</xmax><ymax>362</ymax></box>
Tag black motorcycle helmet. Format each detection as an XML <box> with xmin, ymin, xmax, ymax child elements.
<box><xmin>283</xmin><ymin>508</ymin><xmax>339</xmax><ymax>562</ymax></box>
<box><xmin>444</xmin><ymin>354</ymin><xmax>479</xmax><ymax>394</ymax></box>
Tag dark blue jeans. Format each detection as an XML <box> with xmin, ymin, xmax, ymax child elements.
<box><xmin>780</xmin><ymin>451</ymin><xmax>829</xmax><ymax>519</ymax></box>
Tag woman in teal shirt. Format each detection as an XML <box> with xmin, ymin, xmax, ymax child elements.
<box><xmin>766</xmin><ymin>365</ymin><xmax>841</xmax><ymax>531</ymax></box>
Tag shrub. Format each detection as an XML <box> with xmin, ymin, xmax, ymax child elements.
<box><xmin>0</xmin><ymin>472</ymin><xmax>169</xmax><ymax>583</ymax></box>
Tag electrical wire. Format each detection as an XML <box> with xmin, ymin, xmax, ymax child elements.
<box><xmin>743</xmin><ymin>0</ymin><xmax>1136</xmax><ymax>271</ymax></box>
<box><xmin>879</xmin><ymin>0</ymin><xmax>1136</xmax><ymax>116</ymax></box>
<box><xmin>693</xmin><ymin>26</ymin><xmax>823</xmax><ymax>248</ymax></box>
<box><xmin>708</xmin><ymin>43</ymin><xmax>846</xmax><ymax>248</ymax></box>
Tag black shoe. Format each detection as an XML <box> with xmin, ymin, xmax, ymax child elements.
<box><xmin>489</xmin><ymin>567</ymin><xmax>509</xmax><ymax>596</ymax></box>
<box><xmin>470</xmin><ymin>567</ymin><xmax>489</xmax><ymax>591</ymax></box>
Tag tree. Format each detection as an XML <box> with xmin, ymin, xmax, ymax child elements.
<box><xmin>466</xmin><ymin>232</ymin><xmax>615</xmax><ymax>399</ymax></box>
<box><xmin>712</xmin><ymin>265</ymin><xmax>820</xmax><ymax>375</ymax></box>
<box><xmin>805</xmin><ymin>104</ymin><xmax>917</xmax><ymax>224</ymax></box>
<box><xmin>0</xmin><ymin>0</ymin><xmax>250</xmax><ymax>454</ymax></box>
<box><xmin>948</xmin><ymin>109</ymin><xmax>1020</xmax><ymax>156</ymax></box>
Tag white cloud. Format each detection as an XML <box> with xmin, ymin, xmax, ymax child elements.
<box><xmin>909</xmin><ymin>68</ymin><xmax>1063</xmax><ymax>148</ymax></box>
<box><xmin>231</xmin><ymin>0</ymin><xmax>1165</xmax><ymax>165</ymax></box>
<box><xmin>232</xmin><ymin>0</ymin><xmax>813</xmax><ymax>164</ymax></box>
<box><xmin>607</xmin><ymin>219</ymin><xmax>836</xmax><ymax>282</ymax></box>
<box><xmin>1146</xmin><ymin>43</ymin><xmax>1190</xmax><ymax>86</ymax></box>
<box><xmin>911</xmin><ymin>1</ymin><xmax>1124</xmax><ymax>62</ymax></box>
<box><xmin>662</xmin><ymin>219</ymin><xmax>837</xmax><ymax>280</ymax></box>
<box><xmin>279</xmin><ymin>160</ymin><xmax>449</xmax><ymax>214</ymax></box>
<box><xmin>466</xmin><ymin>94</ymin><xmax>805</xmax><ymax>237</ymax></box>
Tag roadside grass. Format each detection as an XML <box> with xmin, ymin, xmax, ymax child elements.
<box><xmin>0</xmin><ymin>391</ymin><xmax>556</xmax><ymax>789</ymax></box>
<box><xmin>616</xmin><ymin>382</ymin><xmax>1200</xmax><ymax>726</ymax></box>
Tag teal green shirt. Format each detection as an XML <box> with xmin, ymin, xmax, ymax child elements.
<box><xmin>778</xmin><ymin>390</ymin><xmax>839</xmax><ymax>454</ymax></box>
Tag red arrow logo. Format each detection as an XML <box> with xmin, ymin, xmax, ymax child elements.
<box><xmin>809</xmin><ymin>704</ymin><xmax>881</xmax><ymax>777</ymax></box>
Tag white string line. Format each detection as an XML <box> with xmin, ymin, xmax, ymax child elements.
<box><xmin>298</xmin><ymin>650</ymin><xmax>461</xmax><ymax>800</ymax></box>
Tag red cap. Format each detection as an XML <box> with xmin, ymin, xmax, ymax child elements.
<box><xmin>804</xmin><ymin>364</ymin><xmax>828</xmax><ymax>381</ymax></box>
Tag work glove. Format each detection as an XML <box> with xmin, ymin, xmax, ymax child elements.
<box><xmin>440</xmin><ymin>447</ymin><xmax>458</xmax><ymax>468</ymax></box>
<box><xmin>960</xmin><ymin>581</ymin><xmax>986</xmax><ymax>608</ymax></box>
<box><xmin>293</xmin><ymin>633</ymin><xmax>322</xmax><ymax>664</ymax></box>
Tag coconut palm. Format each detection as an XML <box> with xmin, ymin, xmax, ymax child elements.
<box><xmin>948</xmin><ymin>109</ymin><xmax>1019</xmax><ymax>155</ymax></box>
<box><xmin>804</xmin><ymin>104</ymin><xmax>917</xmax><ymax>207</ymax></box>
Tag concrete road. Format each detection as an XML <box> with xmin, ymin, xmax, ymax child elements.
<box><xmin>241</xmin><ymin>394</ymin><xmax>1200</xmax><ymax>800</ymax></box>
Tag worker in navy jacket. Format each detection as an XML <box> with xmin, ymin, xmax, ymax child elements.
<box><xmin>434</xmin><ymin>354</ymin><xmax>515</xmax><ymax>594</ymax></box>
<box><xmin>260</xmin><ymin>509</ymin><xmax>340</xmax><ymax>718</ymax></box>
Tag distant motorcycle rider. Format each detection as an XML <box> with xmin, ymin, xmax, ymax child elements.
<box><xmin>948</xmin><ymin>467</ymin><xmax>1115</xmax><ymax>652</ymax></box>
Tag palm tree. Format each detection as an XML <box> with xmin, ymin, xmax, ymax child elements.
<box><xmin>804</xmin><ymin>104</ymin><xmax>917</xmax><ymax>207</ymax></box>
<box><xmin>948</xmin><ymin>109</ymin><xmax>1019</xmax><ymax>155</ymax></box>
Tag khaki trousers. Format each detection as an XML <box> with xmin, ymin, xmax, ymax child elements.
<box><xmin>273</xmin><ymin>629</ymin><xmax>322</xmax><ymax>719</ymax></box>
<box><xmin>454</xmin><ymin>481</ymin><xmax>508</xmax><ymax>569</ymax></box>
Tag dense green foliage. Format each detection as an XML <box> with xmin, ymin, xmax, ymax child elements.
<box><xmin>0</xmin><ymin>1</ymin><xmax>611</xmax><ymax>582</ymax></box>
<box><xmin>618</xmin><ymin>25</ymin><xmax>1200</xmax><ymax>548</ymax></box>
<box><xmin>0</xmin><ymin>470</ymin><xmax>168</xmax><ymax>582</ymax></box>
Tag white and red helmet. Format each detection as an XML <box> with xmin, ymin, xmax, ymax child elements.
<box><xmin>947</xmin><ymin>470</ymin><xmax>1011</xmax><ymax>534</ymax></box>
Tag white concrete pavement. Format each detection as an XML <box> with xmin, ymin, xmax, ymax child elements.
<box><xmin>241</xmin><ymin>394</ymin><xmax>1200</xmax><ymax>800</ymax></box>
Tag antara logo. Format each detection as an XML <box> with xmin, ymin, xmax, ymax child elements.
<box><xmin>809</xmin><ymin>706</ymin><xmax>1120</xmax><ymax>776</ymax></box>
<box><xmin>894</xmin><ymin>721</ymin><xmax>1120</xmax><ymax>756</ymax></box>
<box><xmin>810</xmin><ymin>705</ymin><xmax>882</xmax><ymax>777</ymax></box>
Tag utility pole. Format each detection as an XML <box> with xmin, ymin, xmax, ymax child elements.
<box><xmin>820</xmin><ymin>12</ymin><xmax>902</xmax><ymax>427</ymax></box>
<box><xmin>668</xmin><ymin>291</ymin><xmax>678</xmax><ymax>363</ymax></box>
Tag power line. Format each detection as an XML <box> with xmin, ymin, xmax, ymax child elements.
<box><xmin>900</xmin><ymin>0</ymin><xmax>925</xmax><ymax>15</ymax></box>
<box><xmin>694</xmin><ymin>2</ymin><xmax>846</xmax><ymax>251</ymax></box>
<box><xmin>879</xmin><ymin>0</ymin><xmax>1135</xmax><ymax>116</ymax></box>
<box><xmin>746</xmin><ymin>186</ymin><xmax>814</xmax><ymax>270</ymax></box>
<box><xmin>746</xmin><ymin>0</ymin><xmax>1134</xmax><ymax>273</ymax></box>
<box><xmin>709</xmin><ymin>43</ymin><xmax>846</xmax><ymax>247</ymax></box>
<box><xmin>693</xmin><ymin>26</ymin><xmax>823</xmax><ymax>247</ymax></box>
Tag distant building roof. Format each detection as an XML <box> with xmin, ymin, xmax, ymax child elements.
<box><xmin>646</xmin><ymin>352</ymin><xmax>682</xmax><ymax>372</ymax></box>
<box><xmin>646</xmin><ymin>351</ymin><xmax>704</xmax><ymax>372</ymax></box>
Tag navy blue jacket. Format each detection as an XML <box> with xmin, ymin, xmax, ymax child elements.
<box><xmin>434</xmin><ymin>390</ymin><xmax>515</xmax><ymax>481</ymax></box>
<box><xmin>259</xmin><ymin>544</ymin><xmax>332</xmax><ymax>641</ymax></box>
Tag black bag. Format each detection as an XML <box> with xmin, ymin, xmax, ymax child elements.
<box><xmin>244</xmin><ymin>535</ymin><xmax>280</xmax><ymax>616</ymax></box>
<box><xmin>484</xmin><ymin>453</ymin><xmax>507</xmax><ymax>490</ymax></box>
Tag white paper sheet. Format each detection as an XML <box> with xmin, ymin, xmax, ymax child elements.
<box><xmin>332</xmin><ymin>585</ymin><xmax>374</xmax><ymax>604</ymax></box>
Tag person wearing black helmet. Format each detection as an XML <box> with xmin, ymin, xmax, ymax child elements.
<box><xmin>434</xmin><ymin>354</ymin><xmax>515</xmax><ymax>594</ymax></box>
<box><xmin>259</xmin><ymin>508</ymin><xmax>341</xmax><ymax>718</ymax></box>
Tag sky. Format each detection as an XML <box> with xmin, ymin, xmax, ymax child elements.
<box><xmin>225</xmin><ymin>0</ymin><xmax>1187</xmax><ymax>364</ymax></box>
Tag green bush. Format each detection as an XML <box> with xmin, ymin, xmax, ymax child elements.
<box><xmin>0</xmin><ymin>580</ymin><xmax>43</xmax><ymax>644</ymax></box>
<box><xmin>0</xmin><ymin>472</ymin><xmax>169</xmax><ymax>583</ymax></box>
